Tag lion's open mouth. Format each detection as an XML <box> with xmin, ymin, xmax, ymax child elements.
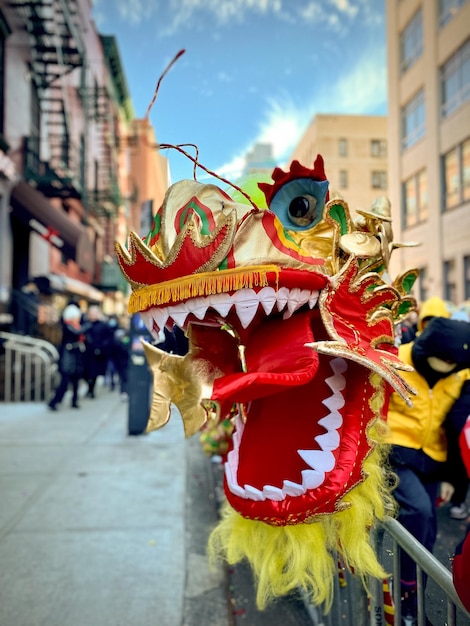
<box><xmin>225</xmin><ymin>356</ymin><xmax>347</xmax><ymax>502</ymax></box>
<box><xmin>139</xmin><ymin>277</ymin><xmax>376</xmax><ymax>525</ymax></box>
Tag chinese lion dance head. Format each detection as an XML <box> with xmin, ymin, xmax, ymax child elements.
<box><xmin>116</xmin><ymin>154</ymin><xmax>417</xmax><ymax>610</ymax></box>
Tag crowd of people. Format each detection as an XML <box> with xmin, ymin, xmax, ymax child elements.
<box><xmin>47</xmin><ymin>303</ymin><xmax>130</xmax><ymax>411</ymax></box>
<box><xmin>390</xmin><ymin>296</ymin><xmax>470</xmax><ymax>621</ymax></box>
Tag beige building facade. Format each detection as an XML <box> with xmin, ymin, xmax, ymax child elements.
<box><xmin>289</xmin><ymin>114</ymin><xmax>388</xmax><ymax>217</ymax></box>
<box><xmin>386</xmin><ymin>0</ymin><xmax>470</xmax><ymax>305</ymax></box>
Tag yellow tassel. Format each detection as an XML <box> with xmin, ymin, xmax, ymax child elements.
<box><xmin>128</xmin><ymin>265</ymin><xmax>280</xmax><ymax>312</ymax></box>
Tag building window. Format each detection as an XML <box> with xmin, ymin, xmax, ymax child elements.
<box><xmin>442</xmin><ymin>138</ymin><xmax>470</xmax><ymax>210</ymax></box>
<box><xmin>464</xmin><ymin>255</ymin><xmax>470</xmax><ymax>299</ymax></box>
<box><xmin>371</xmin><ymin>170</ymin><xmax>387</xmax><ymax>189</ymax></box>
<box><xmin>339</xmin><ymin>170</ymin><xmax>348</xmax><ymax>189</ymax></box>
<box><xmin>338</xmin><ymin>138</ymin><xmax>348</xmax><ymax>157</ymax></box>
<box><xmin>418</xmin><ymin>266</ymin><xmax>428</xmax><ymax>302</ymax></box>
<box><xmin>438</xmin><ymin>0</ymin><xmax>468</xmax><ymax>28</ymax></box>
<box><xmin>443</xmin><ymin>259</ymin><xmax>456</xmax><ymax>304</ymax></box>
<box><xmin>400</xmin><ymin>8</ymin><xmax>423</xmax><ymax>74</ymax></box>
<box><xmin>402</xmin><ymin>169</ymin><xmax>428</xmax><ymax>227</ymax></box>
<box><xmin>464</xmin><ymin>139</ymin><xmax>470</xmax><ymax>201</ymax></box>
<box><xmin>440</xmin><ymin>39</ymin><xmax>470</xmax><ymax>119</ymax></box>
<box><xmin>371</xmin><ymin>139</ymin><xmax>387</xmax><ymax>158</ymax></box>
<box><xmin>401</xmin><ymin>89</ymin><xmax>425</xmax><ymax>151</ymax></box>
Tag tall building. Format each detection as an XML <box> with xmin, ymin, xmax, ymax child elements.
<box><xmin>387</xmin><ymin>0</ymin><xmax>470</xmax><ymax>305</ymax></box>
<box><xmin>245</xmin><ymin>142</ymin><xmax>276</xmax><ymax>174</ymax></box>
<box><xmin>289</xmin><ymin>114</ymin><xmax>388</xmax><ymax>216</ymax></box>
<box><xmin>0</xmin><ymin>1</ymin><xmax>169</xmax><ymax>339</ymax></box>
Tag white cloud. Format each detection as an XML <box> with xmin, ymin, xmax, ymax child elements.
<box><xmin>215</xmin><ymin>44</ymin><xmax>386</xmax><ymax>179</ymax></box>
<box><xmin>115</xmin><ymin>0</ymin><xmax>155</xmax><ymax>24</ymax></box>
<box><xmin>106</xmin><ymin>0</ymin><xmax>381</xmax><ymax>37</ymax></box>
<box><xmin>329</xmin><ymin>0</ymin><xmax>359</xmax><ymax>18</ymax></box>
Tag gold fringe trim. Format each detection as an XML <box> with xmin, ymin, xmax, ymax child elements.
<box><xmin>128</xmin><ymin>265</ymin><xmax>280</xmax><ymax>312</ymax></box>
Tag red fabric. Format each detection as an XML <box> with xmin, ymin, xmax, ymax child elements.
<box><xmin>459</xmin><ymin>416</ymin><xmax>470</xmax><ymax>478</ymax></box>
<box><xmin>453</xmin><ymin>526</ymin><xmax>470</xmax><ymax>612</ymax></box>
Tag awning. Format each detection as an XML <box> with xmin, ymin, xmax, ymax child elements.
<box><xmin>10</xmin><ymin>181</ymin><xmax>94</xmax><ymax>274</ymax></box>
<box><xmin>34</xmin><ymin>273</ymin><xmax>104</xmax><ymax>302</ymax></box>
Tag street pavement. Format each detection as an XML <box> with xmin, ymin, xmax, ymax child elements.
<box><xmin>0</xmin><ymin>383</ymin><xmax>230</xmax><ymax>626</ymax></box>
<box><xmin>0</xmin><ymin>381</ymin><xmax>312</xmax><ymax>626</ymax></box>
<box><xmin>1</xmin><ymin>381</ymin><xmax>469</xmax><ymax>626</ymax></box>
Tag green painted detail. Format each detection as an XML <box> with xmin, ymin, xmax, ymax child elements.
<box><xmin>328</xmin><ymin>203</ymin><xmax>349</xmax><ymax>235</ymax></box>
<box><xmin>283</xmin><ymin>228</ymin><xmax>297</xmax><ymax>244</ymax></box>
<box><xmin>144</xmin><ymin>212</ymin><xmax>161</xmax><ymax>244</ymax></box>
<box><xmin>397</xmin><ymin>300</ymin><xmax>413</xmax><ymax>317</ymax></box>
<box><xmin>401</xmin><ymin>272</ymin><xmax>418</xmax><ymax>294</ymax></box>
<box><xmin>179</xmin><ymin>202</ymin><xmax>211</xmax><ymax>234</ymax></box>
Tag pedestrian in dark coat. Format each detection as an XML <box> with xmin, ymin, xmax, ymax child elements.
<box><xmin>111</xmin><ymin>324</ymin><xmax>130</xmax><ymax>399</ymax></box>
<box><xmin>48</xmin><ymin>304</ymin><xmax>88</xmax><ymax>410</ymax></box>
<box><xmin>83</xmin><ymin>306</ymin><xmax>112</xmax><ymax>398</ymax></box>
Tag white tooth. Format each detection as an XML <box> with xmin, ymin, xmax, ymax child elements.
<box><xmin>224</xmin><ymin>462</ymin><xmax>247</xmax><ymax>498</ymax></box>
<box><xmin>229</xmin><ymin>483</ymin><xmax>247</xmax><ymax>498</ymax></box>
<box><xmin>282</xmin><ymin>480</ymin><xmax>306</xmax><ymax>496</ymax></box>
<box><xmin>308</xmin><ymin>292</ymin><xmax>319</xmax><ymax>308</ymax></box>
<box><xmin>153</xmin><ymin>307</ymin><xmax>169</xmax><ymax>330</ymax></box>
<box><xmin>230</xmin><ymin>289</ymin><xmax>256</xmax><ymax>303</ymax></box>
<box><xmin>322</xmin><ymin>395</ymin><xmax>345</xmax><ymax>411</ymax></box>
<box><xmin>325</xmin><ymin>374</ymin><xmax>346</xmax><ymax>393</ymax></box>
<box><xmin>299</xmin><ymin>289</ymin><xmax>312</xmax><ymax>306</ymax></box>
<box><xmin>287</xmin><ymin>287</ymin><xmax>302</xmax><ymax>314</ymax></box>
<box><xmin>235</xmin><ymin>411</ymin><xmax>245</xmax><ymax>432</ymax></box>
<box><xmin>331</xmin><ymin>357</ymin><xmax>348</xmax><ymax>374</ymax></box>
<box><xmin>227</xmin><ymin>449</ymin><xmax>239</xmax><ymax>470</ymax></box>
<box><xmin>235</xmin><ymin>301</ymin><xmax>259</xmax><ymax>328</ymax></box>
<box><xmin>299</xmin><ymin>449</ymin><xmax>335</xmax><ymax>472</ymax></box>
<box><xmin>258</xmin><ymin>286</ymin><xmax>276</xmax><ymax>315</ymax></box>
<box><xmin>232</xmin><ymin>428</ymin><xmax>242</xmax><ymax>448</ymax></box>
<box><xmin>315</xmin><ymin>431</ymin><xmax>340</xmax><ymax>451</ymax></box>
<box><xmin>170</xmin><ymin>309</ymin><xmax>189</xmax><ymax>327</ymax></box>
<box><xmin>276</xmin><ymin>287</ymin><xmax>289</xmax><ymax>311</ymax></box>
<box><xmin>301</xmin><ymin>469</ymin><xmax>325</xmax><ymax>489</ymax></box>
<box><xmin>209</xmin><ymin>293</ymin><xmax>233</xmax><ymax>317</ymax></box>
<box><xmin>140</xmin><ymin>311</ymin><xmax>154</xmax><ymax>333</ymax></box>
<box><xmin>224</xmin><ymin>461</ymin><xmax>235</xmax><ymax>484</ymax></box>
<box><xmin>191</xmin><ymin>297</ymin><xmax>209</xmax><ymax>320</ymax></box>
<box><xmin>244</xmin><ymin>484</ymin><xmax>266</xmax><ymax>501</ymax></box>
<box><xmin>263</xmin><ymin>485</ymin><xmax>284</xmax><ymax>501</ymax></box>
<box><xmin>318</xmin><ymin>412</ymin><xmax>343</xmax><ymax>430</ymax></box>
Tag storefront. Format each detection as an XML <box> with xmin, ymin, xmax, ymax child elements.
<box><xmin>7</xmin><ymin>180</ymin><xmax>100</xmax><ymax>342</ymax></box>
<box><xmin>32</xmin><ymin>273</ymin><xmax>105</xmax><ymax>345</ymax></box>
<box><xmin>9</xmin><ymin>180</ymin><xmax>94</xmax><ymax>274</ymax></box>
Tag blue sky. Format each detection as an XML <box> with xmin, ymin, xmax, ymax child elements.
<box><xmin>92</xmin><ymin>0</ymin><xmax>387</xmax><ymax>185</ymax></box>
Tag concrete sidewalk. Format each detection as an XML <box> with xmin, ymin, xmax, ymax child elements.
<box><xmin>0</xmin><ymin>386</ymin><xmax>230</xmax><ymax>626</ymax></box>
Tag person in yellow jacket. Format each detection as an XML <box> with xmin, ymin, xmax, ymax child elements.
<box><xmin>415</xmin><ymin>295</ymin><xmax>451</xmax><ymax>333</ymax></box>
<box><xmin>386</xmin><ymin>309</ymin><xmax>470</xmax><ymax>622</ymax></box>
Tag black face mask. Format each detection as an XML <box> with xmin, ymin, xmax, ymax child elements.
<box><xmin>411</xmin><ymin>317</ymin><xmax>470</xmax><ymax>388</ymax></box>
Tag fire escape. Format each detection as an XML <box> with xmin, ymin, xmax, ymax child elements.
<box><xmin>86</xmin><ymin>81</ymin><xmax>121</xmax><ymax>218</ymax></box>
<box><xmin>8</xmin><ymin>0</ymin><xmax>84</xmax><ymax>199</ymax></box>
<box><xmin>8</xmin><ymin>0</ymin><xmax>121</xmax><ymax>222</ymax></box>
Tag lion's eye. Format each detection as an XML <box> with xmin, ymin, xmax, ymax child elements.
<box><xmin>288</xmin><ymin>195</ymin><xmax>318</xmax><ymax>226</ymax></box>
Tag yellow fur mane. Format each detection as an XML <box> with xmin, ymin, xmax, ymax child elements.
<box><xmin>208</xmin><ymin>415</ymin><xmax>396</xmax><ymax>611</ymax></box>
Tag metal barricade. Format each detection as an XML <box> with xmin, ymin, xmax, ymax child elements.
<box><xmin>302</xmin><ymin>516</ymin><xmax>470</xmax><ymax>626</ymax></box>
<box><xmin>0</xmin><ymin>331</ymin><xmax>59</xmax><ymax>402</ymax></box>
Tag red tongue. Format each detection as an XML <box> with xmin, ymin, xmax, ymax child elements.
<box><xmin>211</xmin><ymin>308</ymin><xmax>320</xmax><ymax>409</ymax></box>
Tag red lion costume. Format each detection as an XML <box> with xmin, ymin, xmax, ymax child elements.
<box><xmin>116</xmin><ymin>155</ymin><xmax>417</xmax><ymax>609</ymax></box>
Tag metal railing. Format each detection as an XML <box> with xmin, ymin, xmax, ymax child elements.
<box><xmin>0</xmin><ymin>331</ymin><xmax>59</xmax><ymax>402</ymax></box>
<box><xmin>302</xmin><ymin>516</ymin><xmax>470</xmax><ymax>626</ymax></box>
